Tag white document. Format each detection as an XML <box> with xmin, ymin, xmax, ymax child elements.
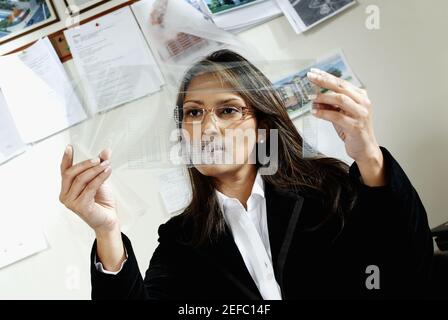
<box><xmin>157</xmin><ymin>167</ymin><xmax>191</xmax><ymax>215</ymax></box>
<box><xmin>64</xmin><ymin>7</ymin><xmax>164</xmax><ymax>113</ymax></box>
<box><xmin>0</xmin><ymin>214</ymin><xmax>48</xmax><ymax>269</ymax></box>
<box><xmin>0</xmin><ymin>37</ymin><xmax>87</xmax><ymax>144</ymax></box>
<box><xmin>0</xmin><ymin>90</ymin><xmax>27</xmax><ymax>165</ymax></box>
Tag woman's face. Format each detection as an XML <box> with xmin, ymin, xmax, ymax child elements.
<box><xmin>181</xmin><ymin>72</ymin><xmax>259</xmax><ymax>178</ymax></box>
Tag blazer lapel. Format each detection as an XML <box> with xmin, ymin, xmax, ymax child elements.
<box><xmin>190</xmin><ymin>183</ymin><xmax>304</xmax><ymax>300</ymax></box>
<box><xmin>265</xmin><ymin>182</ymin><xmax>304</xmax><ymax>294</ymax></box>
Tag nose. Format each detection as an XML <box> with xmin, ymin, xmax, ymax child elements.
<box><xmin>201</xmin><ymin>112</ymin><xmax>220</xmax><ymax>140</ymax></box>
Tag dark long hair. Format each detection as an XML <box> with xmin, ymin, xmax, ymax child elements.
<box><xmin>175</xmin><ymin>49</ymin><xmax>357</xmax><ymax>247</ymax></box>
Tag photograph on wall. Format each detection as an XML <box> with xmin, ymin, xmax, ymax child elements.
<box><xmin>0</xmin><ymin>0</ymin><xmax>59</xmax><ymax>45</ymax></box>
<box><xmin>277</xmin><ymin>0</ymin><xmax>356</xmax><ymax>33</ymax></box>
<box><xmin>64</xmin><ymin>0</ymin><xmax>111</xmax><ymax>16</ymax></box>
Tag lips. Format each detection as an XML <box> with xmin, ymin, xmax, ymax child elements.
<box><xmin>183</xmin><ymin>140</ymin><xmax>229</xmax><ymax>165</ymax></box>
<box><xmin>200</xmin><ymin>141</ymin><xmax>225</xmax><ymax>153</ymax></box>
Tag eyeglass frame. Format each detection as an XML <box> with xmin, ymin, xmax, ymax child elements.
<box><xmin>176</xmin><ymin>105</ymin><xmax>255</xmax><ymax>126</ymax></box>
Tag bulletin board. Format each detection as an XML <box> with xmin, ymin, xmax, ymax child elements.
<box><xmin>0</xmin><ymin>0</ymin><xmax>447</xmax><ymax>299</ymax></box>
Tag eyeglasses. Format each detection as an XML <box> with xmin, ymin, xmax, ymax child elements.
<box><xmin>180</xmin><ymin>105</ymin><xmax>254</xmax><ymax>126</ymax></box>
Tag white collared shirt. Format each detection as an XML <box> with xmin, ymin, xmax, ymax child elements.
<box><xmin>216</xmin><ymin>172</ymin><xmax>282</xmax><ymax>300</ymax></box>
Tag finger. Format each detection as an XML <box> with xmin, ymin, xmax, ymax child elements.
<box><xmin>307</xmin><ymin>68</ymin><xmax>365</xmax><ymax>104</ymax></box>
<box><xmin>311</xmin><ymin>107</ymin><xmax>357</xmax><ymax>130</ymax></box>
<box><xmin>60</xmin><ymin>145</ymin><xmax>73</xmax><ymax>173</ymax></box>
<box><xmin>61</xmin><ymin>157</ymin><xmax>102</xmax><ymax>197</ymax></box>
<box><xmin>99</xmin><ymin>148</ymin><xmax>112</xmax><ymax>162</ymax></box>
<box><xmin>313</xmin><ymin>102</ymin><xmax>339</xmax><ymax>111</ymax></box>
<box><xmin>60</xmin><ymin>145</ymin><xmax>75</xmax><ymax>197</ymax></box>
<box><xmin>66</xmin><ymin>161</ymin><xmax>111</xmax><ymax>201</ymax></box>
<box><xmin>312</xmin><ymin>92</ymin><xmax>368</xmax><ymax>119</ymax></box>
<box><xmin>77</xmin><ymin>165</ymin><xmax>112</xmax><ymax>202</ymax></box>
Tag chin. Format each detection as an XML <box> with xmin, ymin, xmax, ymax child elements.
<box><xmin>195</xmin><ymin>163</ymin><xmax>241</xmax><ymax>178</ymax></box>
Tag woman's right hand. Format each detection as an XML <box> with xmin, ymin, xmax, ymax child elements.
<box><xmin>59</xmin><ymin>145</ymin><xmax>118</xmax><ymax>235</ymax></box>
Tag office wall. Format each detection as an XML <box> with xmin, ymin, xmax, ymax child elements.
<box><xmin>0</xmin><ymin>0</ymin><xmax>447</xmax><ymax>299</ymax></box>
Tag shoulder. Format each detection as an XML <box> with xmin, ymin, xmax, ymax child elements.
<box><xmin>157</xmin><ymin>213</ymin><xmax>194</xmax><ymax>245</ymax></box>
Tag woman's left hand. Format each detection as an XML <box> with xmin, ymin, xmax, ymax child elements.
<box><xmin>307</xmin><ymin>68</ymin><xmax>386</xmax><ymax>186</ymax></box>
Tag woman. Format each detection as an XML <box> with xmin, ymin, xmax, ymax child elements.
<box><xmin>59</xmin><ymin>50</ymin><xmax>433</xmax><ymax>299</ymax></box>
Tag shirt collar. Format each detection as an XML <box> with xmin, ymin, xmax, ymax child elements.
<box><xmin>215</xmin><ymin>171</ymin><xmax>265</xmax><ymax>213</ymax></box>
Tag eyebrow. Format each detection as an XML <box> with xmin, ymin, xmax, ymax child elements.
<box><xmin>183</xmin><ymin>98</ymin><xmax>244</xmax><ymax>105</ymax></box>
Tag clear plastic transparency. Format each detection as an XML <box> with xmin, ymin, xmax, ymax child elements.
<box><xmin>62</xmin><ymin>57</ymin><xmax>322</xmax><ymax>225</ymax></box>
<box><xmin>67</xmin><ymin>58</ymin><xmax>322</xmax><ymax>170</ymax></box>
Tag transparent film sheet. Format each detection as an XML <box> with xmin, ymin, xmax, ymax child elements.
<box><xmin>63</xmin><ymin>58</ymin><xmax>323</xmax><ymax>222</ymax></box>
<box><xmin>67</xmin><ymin>59</ymin><xmax>321</xmax><ymax>171</ymax></box>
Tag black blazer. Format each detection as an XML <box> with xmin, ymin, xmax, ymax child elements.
<box><xmin>90</xmin><ymin>147</ymin><xmax>434</xmax><ymax>299</ymax></box>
